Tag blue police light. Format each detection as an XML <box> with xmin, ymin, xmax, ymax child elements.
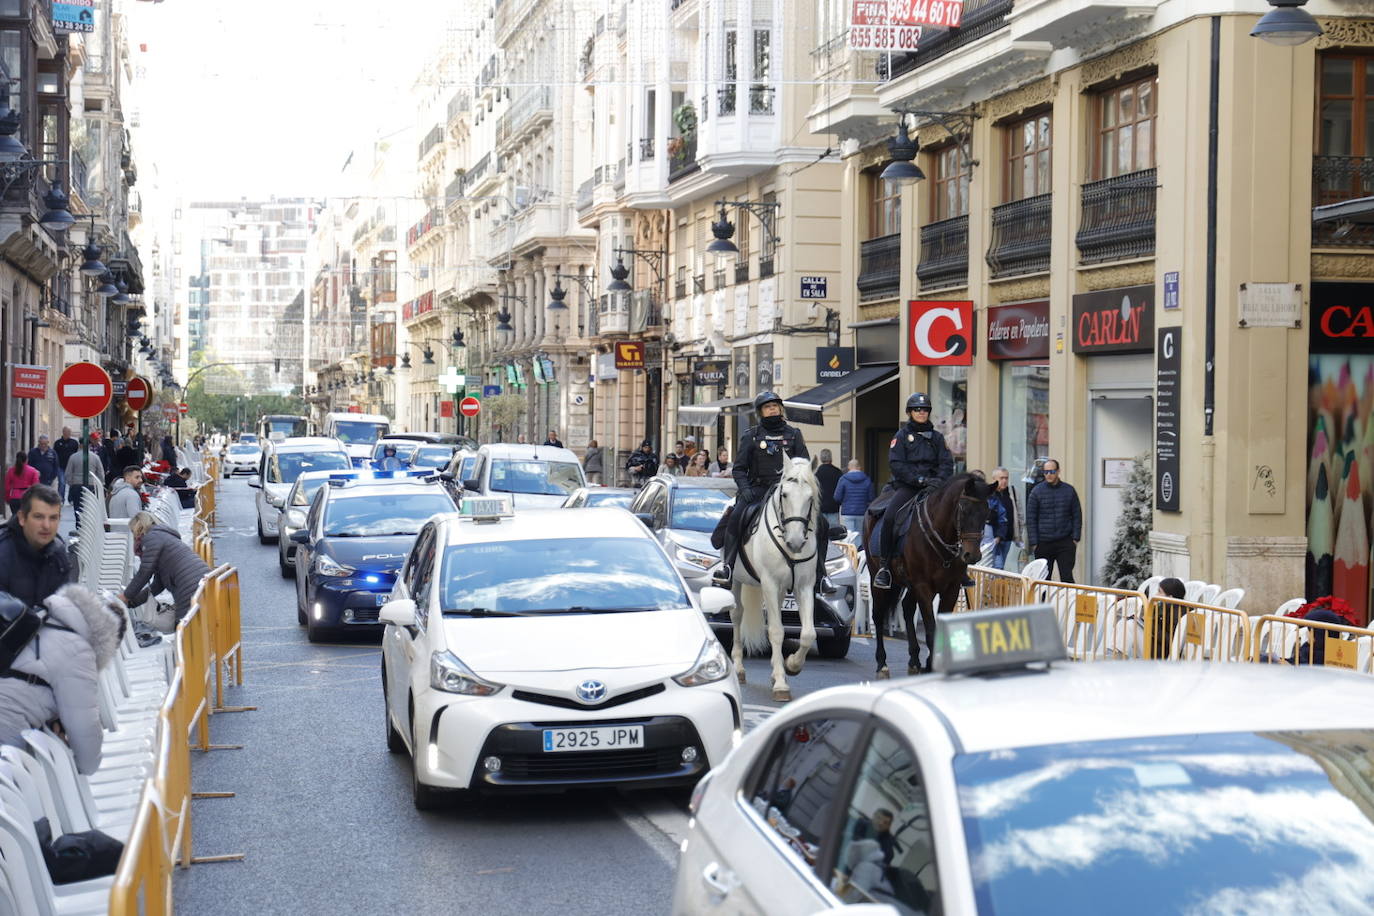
<box><xmin>933</xmin><ymin>604</ymin><xmax>1066</xmax><ymax>675</ymax></box>
<box><xmin>364</xmin><ymin>574</ymin><xmax>381</xmax><ymax>584</ymax></box>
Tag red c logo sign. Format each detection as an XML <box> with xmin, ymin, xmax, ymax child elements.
<box><xmin>907</xmin><ymin>300</ymin><xmax>974</xmax><ymax>366</ymax></box>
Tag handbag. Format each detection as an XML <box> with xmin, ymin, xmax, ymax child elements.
<box><xmin>34</xmin><ymin>817</ymin><xmax>125</xmax><ymax>884</ymax></box>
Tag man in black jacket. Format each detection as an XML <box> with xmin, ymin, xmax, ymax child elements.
<box><xmin>814</xmin><ymin>449</ymin><xmax>843</xmax><ymax>528</ymax></box>
<box><xmin>874</xmin><ymin>393</ymin><xmax>954</xmax><ymax>589</ymax></box>
<box><xmin>625</xmin><ymin>440</ymin><xmax>659</xmax><ymax>488</ymax></box>
<box><xmin>712</xmin><ymin>391</ymin><xmax>834</xmax><ymax>597</ymax></box>
<box><xmin>0</xmin><ymin>485</ymin><xmax>73</xmax><ymax>608</ymax></box>
<box><xmin>1026</xmin><ymin>458</ymin><xmax>1082</xmax><ymax>582</ymax></box>
<box><xmin>53</xmin><ymin>427</ymin><xmax>79</xmax><ymax>501</ymax></box>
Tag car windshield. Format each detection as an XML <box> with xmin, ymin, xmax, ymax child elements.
<box><xmin>585</xmin><ymin>491</ymin><xmax>635</xmax><ymax>509</ymax></box>
<box><xmin>670</xmin><ymin>487</ymin><xmax>734</xmax><ymax>532</ymax></box>
<box><xmin>439</xmin><ymin>537</ymin><xmax>688</xmax><ymax>613</ymax></box>
<box><xmin>956</xmin><ymin>730</ymin><xmax>1374</xmax><ymax>914</ymax></box>
<box><xmin>488</xmin><ymin>459</ymin><xmax>583</xmax><ymax>496</ymax></box>
<box><xmin>373</xmin><ymin>441</ymin><xmax>419</xmax><ymax>462</ymax></box>
<box><xmin>333</xmin><ymin>421</ymin><xmax>389</xmax><ymax>445</ymax></box>
<box><xmin>322</xmin><ymin>491</ymin><xmax>455</xmax><ymax>536</ymax></box>
<box><xmin>264</xmin><ymin>417</ymin><xmax>309</xmax><ymax>437</ymax></box>
<box><xmin>291</xmin><ymin>477</ymin><xmax>333</xmax><ymax>507</ymax></box>
<box><xmin>412</xmin><ymin>446</ymin><xmax>454</xmax><ymax>468</ymax></box>
<box><xmin>270</xmin><ymin>451</ymin><xmax>351</xmax><ymax>484</ymax></box>
<box><xmin>228</xmin><ymin>445</ymin><xmax>257</xmax><ymax>456</ymax></box>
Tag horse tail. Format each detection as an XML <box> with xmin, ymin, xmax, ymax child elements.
<box><xmin>737</xmin><ymin>583</ymin><xmax>770</xmax><ymax>655</ymax></box>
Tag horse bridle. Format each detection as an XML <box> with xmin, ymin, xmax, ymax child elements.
<box><xmin>917</xmin><ymin>492</ymin><xmax>984</xmax><ymax>568</ymax></box>
<box><xmin>759</xmin><ymin>478</ymin><xmax>817</xmax><ymax>593</ymax></box>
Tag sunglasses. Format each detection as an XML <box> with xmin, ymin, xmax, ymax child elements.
<box><xmin>911</xmin><ymin>407</ymin><xmax>930</xmax><ymax>412</ymax></box>
<box><xmin>1044</xmin><ymin>468</ymin><xmax>1059</xmax><ymax>475</ymax></box>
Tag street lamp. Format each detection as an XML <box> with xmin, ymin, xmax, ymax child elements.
<box><xmin>605</xmin><ymin>256</ymin><xmax>631</xmax><ymax>293</ymax></box>
<box><xmin>494</xmin><ymin>301</ymin><xmax>516</xmax><ymax>349</ymax></box>
<box><xmin>880</xmin><ymin>109</ymin><xmax>979</xmax><ymax>184</ymax></box>
<box><xmin>1251</xmin><ymin>0</ymin><xmax>1322</xmax><ymax>44</ymax></box>
<box><xmin>880</xmin><ymin>117</ymin><xmax>926</xmax><ymax>184</ymax></box>
<box><xmin>95</xmin><ymin>271</ymin><xmax>118</xmax><ymax>297</ymax></box>
<box><xmin>706</xmin><ymin>204</ymin><xmax>737</xmax><ymax>259</ymax></box>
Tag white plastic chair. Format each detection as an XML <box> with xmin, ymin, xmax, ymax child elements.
<box><xmin>1021</xmin><ymin>558</ymin><xmax>1049</xmax><ymax>581</ymax></box>
<box><xmin>1274</xmin><ymin>597</ymin><xmax>1306</xmax><ymax>617</ymax></box>
<box><xmin>1139</xmin><ymin>575</ymin><xmax>1164</xmax><ymax>597</ymax></box>
<box><xmin>22</xmin><ymin>731</ymin><xmax>138</xmax><ymax>835</ymax></box>
<box><xmin>1197</xmin><ymin>583</ymin><xmax>1222</xmax><ymax>605</ymax></box>
<box><xmin>1184</xmin><ymin>580</ymin><xmax>1207</xmax><ymax>602</ymax></box>
<box><xmin>1214</xmin><ymin>588</ymin><xmax>1246</xmax><ymax>610</ymax></box>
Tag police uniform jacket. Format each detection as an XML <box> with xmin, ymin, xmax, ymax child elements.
<box><xmin>889</xmin><ymin>420</ymin><xmax>953</xmax><ymax>489</ymax></box>
<box><xmin>732</xmin><ymin>422</ymin><xmax>809</xmax><ymax>504</ymax></box>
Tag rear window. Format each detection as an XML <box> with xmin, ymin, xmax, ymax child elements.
<box><xmin>488</xmin><ymin>459</ymin><xmax>583</xmax><ymax>496</ymax></box>
<box><xmin>956</xmin><ymin>730</ymin><xmax>1374</xmax><ymax>913</ymax></box>
<box><xmin>270</xmin><ymin>450</ymin><xmax>351</xmax><ymax>484</ymax></box>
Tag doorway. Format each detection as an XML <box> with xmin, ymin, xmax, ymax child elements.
<box><xmin>1087</xmin><ymin>391</ymin><xmax>1153</xmax><ymax>585</ymax></box>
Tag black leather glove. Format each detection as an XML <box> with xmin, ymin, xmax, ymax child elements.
<box><xmin>739</xmin><ymin>487</ymin><xmax>755</xmax><ymax>504</ymax></box>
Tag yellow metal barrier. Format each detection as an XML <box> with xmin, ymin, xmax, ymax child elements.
<box><xmin>107</xmin><ymin>784</ymin><xmax>171</xmax><ymax>916</ymax></box>
<box><xmin>1025</xmin><ymin>579</ymin><xmax>1148</xmax><ymax>660</ymax></box>
<box><xmin>1141</xmin><ymin>597</ymin><xmax>1252</xmax><ymax>662</ymax></box>
<box><xmin>157</xmin><ymin>665</ymin><xmax>192</xmax><ymax>868</ymax></box>
<box><xmin>211</xmin><ymin>566</ymin><xmax>250</xmax><ymax>710</ymax></box>
<box><xmin>966</xmin><ymin>564</ymin><xmax>1030</xmax><ymax>612</ymax></box>
<box><xmin>1250</xmin><ymin>614</ymin><xmax>1374</xmax><ymax>671</ymax></box>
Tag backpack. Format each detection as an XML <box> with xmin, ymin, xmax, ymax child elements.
<box><xmin>0</xmin><ymin>592</ymin><xmax>41</xmax><ymax>673</ymax></box>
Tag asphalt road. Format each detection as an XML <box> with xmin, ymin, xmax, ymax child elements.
<box><xmin>175</xmin><ymin>477</ymin><xmax>902</xmax><ymax>916</ymax></box>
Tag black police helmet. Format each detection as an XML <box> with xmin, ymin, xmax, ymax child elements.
<box><xmin>906</xmin><ymin>392</ymin><xmax>933</xmax><ymax>413</ymax></box>
<box><xmin>754</xmin><ymin>390</ymin><xmax>784</xmax><ymax>413</ymax></box>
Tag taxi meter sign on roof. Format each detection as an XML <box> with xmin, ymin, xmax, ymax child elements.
<box><xmin>934</xmin><ymin>604</ymin><xmax>1066</xmax><ymax>675</ymax></box>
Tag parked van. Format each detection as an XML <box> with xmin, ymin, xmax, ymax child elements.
<box><xmin>258</xmin><ymin>414</ymin><xmax>311</xmax><ymax>443</ymax></box>
<box><xmin>322</xmin><ymin>412</ymin><xmax>392</xmax><ymax>466</ymax></box>
<box><xmin>461</xmin><ymin>443</ymin><xmax>586</xmax><ymax>510</ymax></box>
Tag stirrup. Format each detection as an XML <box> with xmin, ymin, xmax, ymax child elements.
<box><xmin>816</xmin><ymin>576</ymin><xmax>838</xmax><ymax>596</ymax></box>
<box><xmin>712</xmin><ymin>564</ymin><xmax>733</xmax><ymax>586</ymax></box>
<box><xmin>873</xmin><ymin>566</ymin><xmax>892</xmax><ymax>589</ymax></box>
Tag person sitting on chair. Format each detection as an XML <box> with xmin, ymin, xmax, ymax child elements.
<box><xmin>712</xmin><ymin>391</ymin><xmax>836</xmax><ymax>598</ymax></box>
<box><xmin>873</xmin><ymin>392</ymin><xmax>954</xmax><ymax>590</ymax></box>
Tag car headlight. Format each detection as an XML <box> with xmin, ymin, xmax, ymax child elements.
<box><xmin>675</xmin><ymin>544</ymin><xmax>719</xmax><ymax>571</ymax></box>
<box><xmin>314</xmin><ymin>554</ymin><xmax>355</xmax><ymax>577</ymax></box>
<box><xmin>673</xmin><ymin>639</ymin><xmax>731</xmax><ymax>687</ymax></box>
<box><xmin>430</xmin><ymin>650</ymin><xmax>503</xmax><ymax>696</ymax></box>
<box><xmin>826</xmin><ymin>556</ymin><xmax>850</xmax><ymax>576</ymax></box>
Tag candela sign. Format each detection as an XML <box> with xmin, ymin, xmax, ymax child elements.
<box><xmin>1072</xmin><ymin>285</ymin><xmax>1155</xmax><ymax>355</ymax></box>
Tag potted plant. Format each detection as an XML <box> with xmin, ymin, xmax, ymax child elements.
<box><xmin>671</xmin><ymin>101</ymin><xmax>697</xmax><ymax>160</ymax></box>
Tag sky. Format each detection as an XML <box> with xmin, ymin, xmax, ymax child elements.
<box><xmin>126</xmin><ymin>0</ymin><xmax>448</xmax><ymax>200</ymax></box>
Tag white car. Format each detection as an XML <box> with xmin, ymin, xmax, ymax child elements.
<box><xmin>379</xmin><ymin>500</ymin><xmax>740</xmax><ymax>810</ymax></box>
<box><xmin>673</xmin><ymin>604</ymin><xmax>1374</xmax><ymax>915</ymax></box>
<box><xmin>248</xmin><ymin>437</ymin><xmax>352</xmax><ymax>544</ymax></box>
<box><xmin>459</xmin><ymin>442</ymin><xmax>586</xmax><ymax>510</ymax></box>
<box><xmin>221</xmin><ymin>443</ymin><xmax>260</xmax><ymax>477</ymax></box>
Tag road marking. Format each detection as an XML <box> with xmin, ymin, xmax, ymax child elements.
<box><xmin>742</xmin><ymin>703</ymin><xmax>776</xmax><ymax>732</ymax></box>
<box><xmin>614</xmin><ymin>797</ymin><xmax>685</xmax><ymax>868</ymax></box>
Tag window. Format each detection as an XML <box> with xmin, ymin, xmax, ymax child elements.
<box><xmin>869</xmin><ymin>174</ymin><xmax>902</xmax><ymax>238</ymax></box>
<box><xmin>748</xmin><ymin>717</ymin><xmax>864</xmax><ymax>875</ymax></box>
<box><xmin>832</xmin><ymin>727</ymin><xmax>939</xmax><ymax>915</ymax></box>
<box><xmin>1317</xmin><ymin>55</ymin><xmax>1374</xmax><ymax>204</ymax></box>
<box><xmin>932</xmin><ymin>146</ymin><xmax>970</xmax><ymax>221</ymax></box>
<box><xmin>1094</xmin><ymin>75</ymin><xmax>1157</xmax><ymax>179</ymax></box>
<box><xmin>1005</xmin><ymin>113</ymin><xmax>1052</xmax><ymax>201</ymax></box>
<box><xmin>751</xmin><ymin>30</ymin><xmax>773</xmax><ymax>113</ymax></box>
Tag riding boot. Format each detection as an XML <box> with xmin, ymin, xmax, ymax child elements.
<box><xmin>814</xmin><ymin>530</ymin><xmax>836</xmax><ymax>598</ymax></box>
<box><xmin>713</xmin><ymin>538</ymin><xmax>736</xmax><ymax>587</ymax></box>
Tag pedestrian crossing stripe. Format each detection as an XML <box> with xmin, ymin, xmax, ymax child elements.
<box><xmin>742</xmin><ymin>703</ymin><xmax>776</xmax><ymax>732</ymax></box>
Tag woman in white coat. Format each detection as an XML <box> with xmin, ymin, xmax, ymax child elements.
<box><xmin>0</xmin><ymin>583</ymin><xmax>126</xmax><ymax>774</ymax></box>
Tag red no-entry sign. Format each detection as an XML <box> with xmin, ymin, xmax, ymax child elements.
<box><xmin>125</xmin><ymin>376</ymin><xmax>151</xmax><ymax>412</ymax></box>
<box><xmin>57</xmin><ymin>362</ymin><xmax>113</xmax><ymax>419</ymax></box>
<box><xmin>459</xmin><ymin>396</ymin><xmax>481</xmax><ymax>417</ymax></box>
<box><xmin>178</xmin><ymin>402</ymin><xmax>188</xmax><ymax>415</ymax></box>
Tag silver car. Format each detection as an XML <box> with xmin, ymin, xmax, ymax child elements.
<box><xmin>276</xmin><ymin>469</ymin><xmax>356</xmax><ymax>576</ymax></box>
<box><xmin>629</xmin><ymin>473</ymin><xmax>856</xmax><ymax>658</ymax></box>
<box><xmin>249</xmin><ymin>438</ymin><xmax>352</xmax><ymax>544</ymax></box>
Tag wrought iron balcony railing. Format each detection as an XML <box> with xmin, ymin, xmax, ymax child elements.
<box><xmin>857</xmin><ymin>232</ymin><xmax>901</xmax><ymax>301</ymax></box>
<box><xmin>1314</xmin><ymin>155</ymin><xmax>1374</xmax><ymax>247</ymax></box>
<box><xmin>986</xmin><ymin>193</ymin><xmax>1052</xmax><ymax>277</ymax></box>
<box><xmin>917</xmin><ymin>215</ymin><xmax>969</xmax><ymax>289</ymax></box>
<box><xmin>1075</xmin><ymin>169</ymin><xmax>1157</xmax><ymax>264</ymax></box>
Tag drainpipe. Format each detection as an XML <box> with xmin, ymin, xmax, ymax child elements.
<box><xmin>1201</xmin><ymin>16</ymin><xmax>1221</xmax><ymax>580</ymax></box>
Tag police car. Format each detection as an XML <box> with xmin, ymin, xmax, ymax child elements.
<box><xmin>378</xmin><ymin>499</ymin><xmax>740</xmax><ymax>810</ymax></box>
<box><xmin>291</xmin><ymin>473</ymin><xmax>459</xmax><ymax>642</ymax></box>
<box><xmin>672</xmin><ymin>604</ymin><xmax>1374</xmax><ymax>915</ymax></box>
<box><xmin>276</xmin><ymin>469</ymin><xmax>375</xmax><ymax>576</ymax></box>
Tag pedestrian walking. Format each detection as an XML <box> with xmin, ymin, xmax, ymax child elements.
<box><xmin>814</xmin><ymin>449</ymin><xmax>843</xmax><ymax>528</ymax></box>
<box><xmin>4</xmin><ymin>451</ymin><xmax>39</xmax><ymax>516</ymax></box>
<box><xmin>834</xmin><ymin>459</ymin><xmax>876</xmax><ymax>551</ymax></box>
<box><xmin>99</xmin><ymin>433</ymin><xmax>118</xmax><ymax>486</ymax></box>
<box><xmin>1026</xmin><ymin>458</ymin><xmax>1082</xmax><ymax>583</ymax></box>
<box><xmin>26</xmin><ymin>435</ymin><xmax>60</xmax><ymax>490</ymax></box>
<box><xmin>53</xmin><ymin>426</ymin><xmax>78</xmax><ymax>501</ymax></box>
<box><xmin>65</xmin><ymin>438</ymin><xmax>103</xmax><ymax>526</ymax></box>
<box><xmin>583</xmin><ymin>440</ymin><xmax>604</xmax><ymax>485</ymax></box>
<box><xmin>987</xmin><ymin>467</ymin><xmax>1017</xmax><ymax>570</ymax></box>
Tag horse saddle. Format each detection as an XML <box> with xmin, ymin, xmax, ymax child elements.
<box><xmin>867</xmin><ymin>484</ymin><xmax>928</xmax><ymax>552</ymax></box>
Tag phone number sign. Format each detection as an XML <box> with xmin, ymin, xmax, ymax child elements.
<box><xmin>848</xmin><ymin>0</ymin><xmax>962</xmax><ymax>50</ymax></box>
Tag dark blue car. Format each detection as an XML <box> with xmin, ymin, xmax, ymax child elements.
<box><xmin>292</xmin><ymin>476</ymin><xmax>459</xmax><ymax>642</ymax></box>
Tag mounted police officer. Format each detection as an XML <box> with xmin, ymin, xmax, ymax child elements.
<box><xmin>712</xmin><ymin>391</ymin><xmax>836</xmax><ymax>597</ymax></box>
<box><xmin>873</xmin><ymin>392</ymin><xmax>954</xmax><ymax>590</ymax></box>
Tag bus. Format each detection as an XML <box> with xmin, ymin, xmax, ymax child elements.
<box><xmin>258</xmin><ymin>414</ymin><xmax>312</xmax><ymax>443</ymax></box>
<box><xmin>322</xmin><ymin>411</ymin><xmax>392</xmax><ymax>466</ymax></box>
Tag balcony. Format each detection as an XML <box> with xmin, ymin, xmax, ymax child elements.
<box><xmin>406</xmin><ymin>208</ymin><xmax>444</xmax><ymax>249</ymax></box>
<box><xmin>758</xmin><ymin>256</ymin><xmax>775</xmax><ymax>279</ymax></box>
<box><xmin>713</xmin><ymin>267</ymin><xmax>727</xmax><ymax>289</ymax></box>
<box><xmin>675</xmin><ymin>277</ymin><xmax>688</xmax><ymax>299</ymax></box>
<box><xmin>1009</xmin><ymin>0</ymin><xmax>1161</xmax><ymax>46</ymax></box>
<box><xmin>460</xmin><ymin>152</ymin><xmax>492</xmax><ymax>196</ymax></box>
<box><xmin>857</xmin><ymin>232</ymin><xmax>901</xmax><ymax>301</ymax></box>
<box><xmin>888</xmin><ymin>0</ymin><xmax>1014</xmax><ymax>81</ymax></box>
<box><xmin>576</xmin><ymin>177</ymin><xmax>594</xmax><ymax>212</ymax></box>
<box><xmin>668</xmin><ymin>136</ymin><xmax>699</xmax><ymax>183</ymax></box>
<box><xmin>447</xmin><ymin>90</ymin><xmax>471</xmax><ymax>126</ymax></box>
<box><xmin>419</xmin><ymin>125</ymin><xmax>445</xmax><ymax>161</ymax></box>
<box><xmin>1075</xmin><ymin>169</ymin><xmax>1157</xmax><ymax>265</ymax></box>
<box><xmin>446</xmin><ymin>174</ymin><xmax>465</xmax><ymax>208</ymax></box>
<box><xmin>917</xmin><ymin>216</ymin><xmax>970</xmax><ymax>289</ymax></box>
<box><xmin>1314</xmin><ymin>156</ymin><xmax>1374</xmax><ymax>247</ymax></box>
<box><xmin>600</xmin><ymin>294</ymin><xmax>629</xmax><ymax>336</ymax></box>
<box><xmin>735</xmin><ymin>261</ymin><xmax>750</xmax><ymax>284</ymax></box>
<box><xmin>986</xmin><ymin>194</ymin><xmax>1052</xmax><ymax>278</ymax></box>
<box><xmin>496</xmin><ymin>86</ymin><xmax>553</xmax><ymax>150</ymax></box>
<box><xmin>631</xmin><ymin>290</ymin><xmax>663</xmax><ymax>332</ymax></box>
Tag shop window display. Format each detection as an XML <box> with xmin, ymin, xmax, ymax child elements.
<box><xmin>1000</xmin><ymin>362</ymin><xmax>1050</xmax><ymax>482</ymax></box>
<box><xmin>931</xmin><ymin>367</ymin><xmax>967</xmax><ymax>474</ymax></box>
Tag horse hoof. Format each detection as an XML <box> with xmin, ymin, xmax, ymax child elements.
<box><xmin>784</xmin><ymin>660</ymin><xmax>803</xmax><ymax>676</ymax></box>
<box><xmin>908</xmin><ymin>666</ymin><xmax>921</xmax><ymax>677</ymax></box>
<box><xmin>771</xmin><ymin>688</ymin><xmax>792</xmax><ymax>703</ymax></box>
<box><xmin>736</xmin><ymin>670</ymin><xmax>746</xmax><ymax>685</ymax></box>
<box><xmin>876</xmin><ymin>667</ymin><xmax>891</xmax><ymax>680</ymax></box>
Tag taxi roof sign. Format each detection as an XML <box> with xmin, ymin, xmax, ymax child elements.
<box><xmin>460</xmin><ymin>495</ymin><xmax>513</xmax><ymax>522</ymax></box>
<box><xmin>934</xmin><ymin>604</ymin><xmax>1066</xmax><ymax>676</ymax></box>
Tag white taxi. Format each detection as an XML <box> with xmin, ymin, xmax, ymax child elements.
<box><xmin>673</xmin><ymin>604</ymin><xmax>1374</xmax><ymax>915</ymax></box>
<box><xmin>379</xmin><ymin>498</ymin><xmax>741</xmax><ymax>810</ymax></box>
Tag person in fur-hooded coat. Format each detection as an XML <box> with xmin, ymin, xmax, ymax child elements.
<box><xmin>0</xmin><ymin>584</ymin><xmax>127</xmax><ymax>774</ymax></box>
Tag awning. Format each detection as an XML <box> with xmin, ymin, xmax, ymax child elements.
<box><xmin>1314</xmin><ymin>196</ymin><xmax>1374</xmax><ymax>226</ymax></box>
<box><xmin>783</xmin><ymin>365</ymin><xmax>898</xmax><ymax>424</ymax></box>
<box><xmin>677</xmin><ymin>395</ymin><xmax>754</xmax><ymax>426</ymax></box>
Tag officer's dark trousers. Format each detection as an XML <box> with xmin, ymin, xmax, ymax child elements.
<box><xmin>878</xmin><ymin>484</ymin><xmax>920</xmax><ymax>560</ymax></box>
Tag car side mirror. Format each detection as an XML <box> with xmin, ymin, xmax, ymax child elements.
<box><xmin>289</xmin><ymin>529</ymin><xmax>311</xmax><ymax>545</ymax></box>
<box><xmin>828</xmin><ymin>524</ymin><xmax>848</xmax><ymax>541</ymax></box>
<box><xmin>284</xmin><ymin>509</ymin><xmax>306</xmax><ymax>528</ymax></box>
<box><xmin>463</xmin><ymin>479</ymin><xmax>480</xmax><ymax>491</ymax></box>
<box><xmin>634</xmin><ymin>512</ymin><xmax>655</xmax><ymax>528</ymax></box>
<box><xmin>379</xmin><ymin>598</ymin><xmax>417</xmax><ymax>628</ymax></box>
<box><xmin>698</xmin><ymin>586</ymin><xmax>734</xmax><ymax>616</ymax></box>
<box><xmin>247</xmin><ymin>475</ymin><xmax>262</xmax><ymax>489</ymax></box>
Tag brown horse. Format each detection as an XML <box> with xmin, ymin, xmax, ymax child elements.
<box><xmin>862</xmin><ymin>472</ymin><xmax>993</xmax><ymax>677</ymax></box>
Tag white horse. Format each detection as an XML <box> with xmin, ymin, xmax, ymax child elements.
<box><xmin>730</xmin><ymin>457</ymin><xmax>822</xmax><ymax>702</ymax></box>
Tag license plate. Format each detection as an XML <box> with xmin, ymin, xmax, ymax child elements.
<box><xmin>542</xmin><ymin>725</ymin><xmax>644</xmax><ymax>752</ymax></box>
<box><xmin>375</xmin><ymin>593</ymin><xmax>390</xmax><ymax>606</ymax></box>
<box><xmin>782</xmin><ymin>594</ymin><xmax>798</xmax><ymax>612</ymax></box>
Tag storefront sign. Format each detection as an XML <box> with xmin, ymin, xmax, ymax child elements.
<box><xmin>800</xmin><ymin>276</ymin><xmax>828</xmax><ymax>299</ymax></box>
<box><xmin>693</xmin><ymin>359</ymin><xmax>730</xmax><ymax>386</ymax></box>
<box><xmin>1310</xmin><ymin>283</ymin><xmax>1374</xmax><ymax>353</ymax></box>
<box><xmin>908</xmin><ymin>300</ymin><xmax>974</xmax><ymax>366</ymax></box>
<box><xmin>12</xmin><ymin>364</ymin><xmax>47</xmax><ymax>399</ymax></box>
<box><xmin>815</xmin><ymin>347</ymin><xmax>855</xmax><ymax>381</ymax></box>
<box><xmin>53</xmin><ymin>0</ymin><xmax>94</xmax><ymax>34</ymax></box>
<box><xmin>614</xmin><ymin>341</ymin><xmax>645</xmax><ymax>369</ymax></box>
<box><xmin>1156</xmin><ymin>326</ymin><xmax>1181</xmax><ymax>512</ymax></box>
<box><xmin>483</xmin><ymin>384</ymin><xmax>502</xmax><ymax>397</ymax></box>
<box><xmin>1163</xmin><ymin>272</ymin><xmax>1181</xmax><ymax>310</ymax></box>
<box><xmin>1072</xmin><ymin>285</ymin><xmax>1154</xmax><ymax>355</ymax></box>
<box><xmin>1238</xmin><ymin>282</ymin><xmax>1302</xmax><ymax>328</ymax></box>
<box><xmin>531</xmin><ymin>359</ymin><xmax>545</xmax><ymax>384</ymax></box>
<box><xmin>986</xmin><ymin>301</ymin><xmax>1050</xmax><ymax>360</ymax></box>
